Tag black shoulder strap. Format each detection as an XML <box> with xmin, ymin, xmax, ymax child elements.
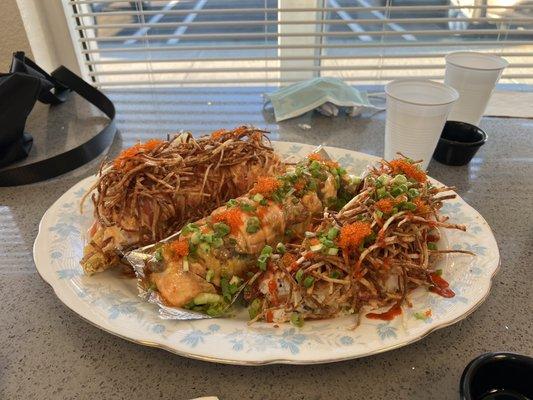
<box><xmin>10</xmin><ymin>51</ymin><xmax>70</xmax><ymax>105</ymax></box>
<box><xmin>0</xmin><ymin>54</ymin><xmax>116</xmax><ymax>186</ymax></box>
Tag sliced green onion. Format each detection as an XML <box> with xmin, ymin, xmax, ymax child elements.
<box><xmin>401</xmin><ymin>202</ymin><xmax>417</xmax><ymax>211</ymax></box>
<box><xmin>337</xmin><ymin>167</ymin><xmax>347</xmax><ymax>175</ymax></box>
<box><xmin>290</xmin><ymin>313</ymin><xmax>304</xmax><ymax>327</ymax></box>
<box><xmin>408</xmin><ymin>188</ymin><xmax>420</xmax><ymax>198</ymax></box>
<box><xmin>414</xmin><ymin>311</ymin><xmax>429</xmax><ymax>321</ymax></box>
<box><xmin>329</xmin><ymin>270</ymin><xmax>341</xmax><ymax>279</ymax></box>
<box><xmin>246</xmin><ymin>217</ymin><xmax>261</xmax><ymax>234</ymax></box>
<box><xmin>202</xmin><ymin>233</ymin><xmax>214</xmax><ymax>244</ymax></box>
<box><xmin>392</xmin><ymin>174</ymin><xmax>408</xmax><ymax>186</ymax></box>
<box><xmin>319</xmin><ymin>238</ymin><xmax>334</xmax><ymax>248</ymax></box>
<box><xmin>198</xmin><ymin>242</ymin><xmax>210</xmax><ymax>254</ymax></box>
<box><xmin>350</xmin><ymin>176</ymin><xmax>362</xmax><ymax>186</ymax></box>
<box><xmin>213</xmin><ymin>222</ymin><xmax>230</xmax><ymax>237</ymax></box>
<box><xmin>260</xmin><ymin>198</ymin><xmax>268</xmax><ymax>206</ymax></box>
<box><xmin>327</xmin><ymin>247</ymin><xmax>339</xmax><ymax>256</ymax></box>
<box><xmin>206</xmin><ymin>303</ymin><xmax>227</xmax><ymax>317</ymax></box>
<box><xmin>258</xmin><ymin>259</ymin><xmax>267</xmax><ymax>271</ymax></box>
<box><xmin>252</xmin><ymin>193</ymin><xmax>264</xmax><ymax>203</ymax></box>
<box><xmin>276</xmin><ymin>242</ymin><xmax>286</xmax><ymax>254</ymax></box>
<box><xmin>206</xmin><ymin>269</ymin><xmax>215</xmax><ymax>283</ymax></box>
<box><xmin>229</xmin><ymin>275</ymin><xmax>241</xmax><ymax>286</ymax></box>
<box><xmin>220</xmin><ymin>277</ymin><xmax>231</xmax><ymax>301</ymax></box>
<box><xmin>240</xmin><ymin>202</ymin><xmax>256</xmax><ymax>212</ymax></box>
<box><xmin>307</xmin><ymin>180</ymin><xmax>317</xmax><ymax>191</ymax></box>
<box><xmin>305</xmin><ymin>231</ymin><xmax>316</xmax><ymax>238</ymax></box>
<box><xmin>272</xmin><ymin>191</ymin><xmax>283</xmax><ymax>203</ymax></box>
<box><xmin>375</xmin><ymin>210</ymin><xmax>384</xmax><ymax>219</ymax></box>
<box><xmin>261</xmin><ymin>245</ymin><xmax>273</xmax><ymax>256</ymax></box>
<box><xmin>285</xmin><ymin>228</ymin><xmax>294</xmax><ymax>238</ymax></box>
<box><xmin>390</xmin><ymin>187</ymin><xmax>403</xmax><ymax>197</ymax></box>
<box><xmin>226</xmin><ymin>199</ymin><xmax>238</xmax><ymax>207</ymax></box>
<box><xmin>377</xmin><ymin>174</ymin><xmax>390</xmax><ymax>186</ymax></box>
<box><xmin>427</xmin><ymin>242</ymin><xmax>438</xmax><ymax>251</ymax></box>
<box><xmin>303</xmin><ymin>276</ymin><xmax>315</xmax><ymax>288</ymax></box>
<box><xmin>391</xmin><ymin>207</ymin><xmax>399</xmax><ymax>214</ymax></box>
<box><xmin>310</xmin><ymin>160</ymin><xmax>321</xmax><ymax>171</ymax></box>
<box><xmin>295</xmin><ymin>269</ymin><xmax>304</xmax><ymax>284</ymax></box>
<box><xmin>248</xmin><ymin>298</ymin><xmax>262</xmax><ymax>319</ymax></box>
<box><xmin>153</xmin><ymin>248</ymin><xmax>163</xmax><ymax>262</ymax></box>
<box><xmin>377</xmin><ymin>187</ymin><xmax>388</xmax><ymax>199</ymax></box>
<box><xmin>212</xmin><ymin>237</ymin><xmax>224</xmax><ymax>248</ymax></box>
<box><xmin>398</xmin><ymin>184</ymin><xmax>409</xmax><ymax>193</ymax></box>
<box><xmin>435</xmin><ymin>268</ymin><xmax>443</xmax><ymax>276</ymax></box>
<box><xmin>326</xmin><ymin>227</ymin><xmax>340</xmax><ymax>240</ymax></box>
<box><xmin>181</xmin><ymin>223</ymin><xmax>199</xmax><ymax>235</ymax></box>
<box><xmin>190</xmin><ymin>231</ymin><xmax>202</xmax><ymax>245</ymax></box>
<box><xmin>193</xmin><ymin>292</ymin><xmax>222</xmax><ymax>305</ymax></box>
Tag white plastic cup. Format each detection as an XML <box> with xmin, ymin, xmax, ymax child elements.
<box><xmin>385</xmin><ymin>79</ymin><xmax>459</xmax><ymax>170</ymax></box>
<box><xmin>445</xmin><ymin>51</ymin><xmax>508</xmax><ymax>126</ymax></box>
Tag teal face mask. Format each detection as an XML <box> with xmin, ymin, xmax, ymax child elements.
<box><xmin>265</xmin><ymin>77</ymin><xmax>380</xmax><ymax>122</ymax></box>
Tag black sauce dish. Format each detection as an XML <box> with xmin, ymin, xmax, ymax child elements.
<box><xmin>433</xmin><ymin>121</ymin><xmax>487</xmax><ymax>166</ymax></box>
<box><xmin>460</xmin><ymin>352</ymin><xmax>533</xmax><ymax>400</ymax></box>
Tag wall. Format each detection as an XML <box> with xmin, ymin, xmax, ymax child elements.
<box><xmin>0</xmin><ymin>0</ymin><xmax>32</xmax><ymax>69</ymax></box>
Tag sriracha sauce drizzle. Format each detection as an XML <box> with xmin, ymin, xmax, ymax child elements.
<box><xmin>366</xmin><ymin>305</ymin><xmax>402</xmax><ymax>321</ymax></box>
<box><xmin>429</xmin><ymin>272</ymin><xmax>455</xmax><ymax>298</ymax></box>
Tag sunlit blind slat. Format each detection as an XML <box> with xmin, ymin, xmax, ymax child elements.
<box><xmin>65</xmin><ymin>0</ymin><xmax>533</xmax><ymax>88</ymax></box>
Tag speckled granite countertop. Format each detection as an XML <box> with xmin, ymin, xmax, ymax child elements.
<box><xmin>1</xmin><ymin>88</ymin><xmax>532</xmax><ymax>400</ymax></box>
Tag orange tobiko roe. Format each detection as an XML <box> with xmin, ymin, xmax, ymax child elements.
<box><xmin>211</xmin><ymin>129</ymin><xmax>227</xmax><ymax>140</ymax></box>
<box><xmin>389</xmin><ymin>159</ymin><xmax>427</xmax><ymax>183</ymax></box>
<box><xmin>413</xmin><ymin>197</ymin><xmax>430</xmax><ymax>214</ymax></box>
<box><xmin>375</xmin><ymin>198</ymin><xmax>394</xmax><ymax>214</ymax></box>
<box><xmin>307</xmin><ymin>153</ymin><xmax>322</xmax><ymax>161</ymax></box>
<box><xmin>212</xmin><ymin>208</ymin><xmax>244</xmax><ymax>234</ymax></box>
<box><xmin>338</xmin><ymin>221</ymin><xmax>372</xmax><ymax>250</ymax></box>
<box><xmin>171</xmin><ymin>239</ymin><xmax>189</xmax><ymax>257</ymax></box>
<box><xmin>307</xmin><ymin>153</ymin><xmax>339</xmax><ymax>169</ymax></box>
<box><xmin>294</xmin><ymin>179</ymin><xmax>306</xmax><ymax>191</ymax></box>
<box><xmin>282</xmin><ymin>253</ymin><xmax>298</xmax><ymax>272</ymax></box>
<box><xmin>114</xmin><ymin>139</ymin><xmax>164</xmax><ymax>170</ymax></box>
<box><xmin>250</xmin><ymin>176</ymin><xmax>281</xmax><ymax>196</ymax></box>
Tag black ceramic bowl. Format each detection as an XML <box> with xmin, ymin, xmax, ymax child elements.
<box><xmin>460</xmin><ymin>352</ymin><xmax>533</xmax><ymax>400</ymax></box>
<box><xmin>433</xmin><ymin>121</ymin><xmax>487</xmax><ymax>166</ymax></box>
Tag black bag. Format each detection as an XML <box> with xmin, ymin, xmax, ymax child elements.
<box><xmin>0</xmin><ymin>52</ymin><xmax>116</xmax><ymax>186</ymax></box>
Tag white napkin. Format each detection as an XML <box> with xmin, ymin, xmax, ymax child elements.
<box><xmin>485</xmin><ymin>91</ymin><xmax>533</xmax><ymax>119</ymax></box>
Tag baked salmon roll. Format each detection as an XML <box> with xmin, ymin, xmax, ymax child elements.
<box><xmin>245</xmin><ymin>156</ymin><xmax>471</xmax><ymax>326</ymax></box>
<box><xmin>135</xmin><ymin>154</ymin><xmax>359</xmax><ymax>316</ymax></box>
<box><xmin>80</xmin><ymin>126</ymin><xmax>282</xmax><ymax>275</ymax></box>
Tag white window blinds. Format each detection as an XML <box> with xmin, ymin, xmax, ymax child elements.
<box><xmin>65</xmin><ymin>0</ymin><xmax>533</xmax><ymax>88</ymax></box>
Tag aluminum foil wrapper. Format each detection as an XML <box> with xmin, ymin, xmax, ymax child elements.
<box><xmin>125</xmin><ymin>231</ymin><xmax>213</xmax><ymax>321</ymax></box>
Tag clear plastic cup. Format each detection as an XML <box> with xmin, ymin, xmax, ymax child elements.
<box><xmin>385</xmin><ymin>79</ymin><xmax>459</xmax><ymax>169</ymax></box>
<box><xmin>445</xmin><ymin>52</ymin><xmax>508</xmax><ymax>126</ymax></box>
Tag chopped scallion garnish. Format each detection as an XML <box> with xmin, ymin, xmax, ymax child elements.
<box><xmin>303</xmin><ymin>276</ymin><xmax>315</xmax><ymax>288</ymax></box>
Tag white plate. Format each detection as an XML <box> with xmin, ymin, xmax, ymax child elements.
<box><xmin>33</xmin><ymin>142</ymin><xmax>500</xmax><ymax>365</ymax></box>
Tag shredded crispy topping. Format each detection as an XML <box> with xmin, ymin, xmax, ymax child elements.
<box><xmin>389</xmin><ymin>159</ymin><xmax>427</xmax><ymax>183</ymax></box>
<box><xmin>80</xmin><ymin>126</ymin><xmax>282</xmax><ymax>269</ymax></box>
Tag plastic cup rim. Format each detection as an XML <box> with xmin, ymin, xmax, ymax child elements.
<box><xmin>385</xmin><ymin>79</ymin><xmax>459</xmax><ymax>107</ymax></box>
<box><xmin>445</xmin><ymin>51</ymin><xmax>509</xmax><ymax>71</ymax></box>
